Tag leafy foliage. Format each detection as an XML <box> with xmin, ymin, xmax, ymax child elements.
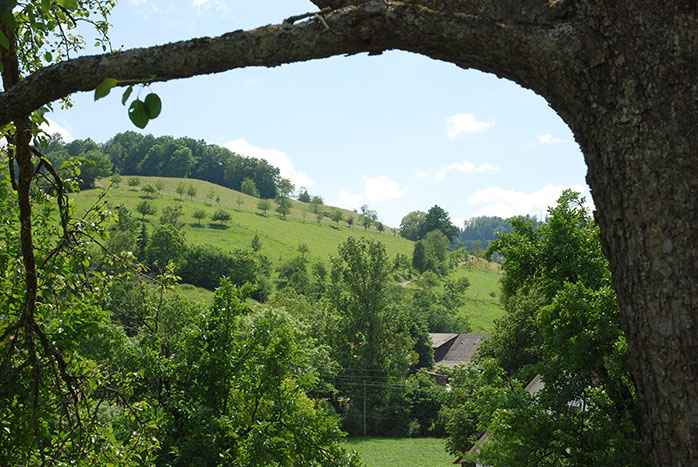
<box><xmin>456</xmin><ymin>191</ymin><xmax>647</xmax><ymax>465</ymax></box>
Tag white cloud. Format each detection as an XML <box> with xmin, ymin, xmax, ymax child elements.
<box><xmin>435</xmin><ymin>160</ymin><xmax>500</xmax><ymax>180</ymax></box>
<box><xmin>413</xmin><ymin>169</ymin><xmax>428</xmax><ymax>179</ymax></box>
<box><xmin>538</xmin><ymin>133</ymin><xmax>570</xmax><ymax>144</ymax></box>
<box><xmin>364</xmin><ymin>176</ymin><xmax>406</xmax><ymax>202</ymax></box>
<box><xmin>468</xmin><ymin>184</ymin><xmax>592</xmax><ymax>218</ymax></box>
<box><xmin>41</xmin><ymin>118</ymin><xmax>74</xmax><ymax>143</ymax></box>
<box><xmin>192</xmin><ymin>0</ymin><xmax>228</xmax><ymax>15</ymax></box>
<box><xmin>337</xmin><ymin>189</ymin><xmax>364</xmax><ymax>210</ymax></box>
<box><xmin>447</xmin><ymin>113</ymin><xmax>495</xmax><ymax>139</ymax></box>
<box><xmin>335</xmin><ymin>175</ymin><xmax>407</xmax><ymax>210</ymax></box>
<box><xmin>223</xmin><ymin>138</ymin><xmax>313</xmax><ymax>188</ymax></box>
<box><xmin>128</xmin><ymin>0</ymin><xmax>160</xmax><ymax>16</ymax></box>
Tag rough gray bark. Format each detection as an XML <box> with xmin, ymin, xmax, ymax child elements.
<box><xmin>1</xmin><ymin>1</ymin><xmax>697</xmax><ymax>465</ymax></box>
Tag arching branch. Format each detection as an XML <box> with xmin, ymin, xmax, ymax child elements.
<box><xmin>0</xmin><ymin>0</ymin><xmax>577</xmax><ymax>126</ymax></box>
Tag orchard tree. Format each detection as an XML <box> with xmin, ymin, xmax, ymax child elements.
<box><xmin>109</xmin><ymin>172</ymin><xmax>122</xmax><ymax>187</ymax></box>
<box><xmin>275</xmin><ymin>196</ymin><xmax>291</xmax><ymax>218</ymax></box>
<box><xmin>141</xmin><ymin>184</ymin><xmax>157</xmax><ymax>197</ymax></box>
<box><xmin>257</xmin><ymin>198</ymin><xmax>271</xmax><ymax>215</ymax></box>
<box><xmin>127</xmin><ymin>176</ymin><xmax>141</xmax><ymax>189</ymax></box>
<box><xmin>136</xmin><ymin>199</ymin><xmax>157</xmax><ymax>219</ymax></box>
<box><xmin>186</xmin><ymin>183</ymin><xmax>197</xmax><ymax>200</ymax></box>
<box><xmin>211</xmin><ymin>208</ymin><xmax>231</xmax><ymax>225</ymax></box>
<box><xmin>330</xmin><ymin>209</ymin><xmax>343</xmax><ymax>227</ymax></box>
<box><xmin>176</xmin><ymin>181</ymin><xmax>186</xmax><ymax>200</ymax></box>
<box><xmin>192</xmin><ymin>208</ymin><xmax>207</xmax><ymax>226</ymax></box>
<box><xmin>3</xmin><ymin>0</ymin><xmax>698</xmax><ymax>463</ymax></box>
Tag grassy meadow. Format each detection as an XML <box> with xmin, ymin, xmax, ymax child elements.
<box><xmin>72</xmin><ymin>176</ymin><xmax>412</xmax><ymax>269</ymax></box>
<box><xmin>450</xmin><ymin>259</ymin><xmax>504</xmax><ymax>333</ymax></box>
<box><xmin>343</xmin><ymin>437</ymin><xmax>455</xmax><ymax>466</ymax></box>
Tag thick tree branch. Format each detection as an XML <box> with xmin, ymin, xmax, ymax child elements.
<box><xmin>0</xmin><ymin>0</ymin><xmax>575</xmax><ymax>126</ymax></box>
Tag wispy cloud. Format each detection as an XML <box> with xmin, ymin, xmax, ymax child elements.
<box><xmin>128</xmin><ymin>0</ymin><xmax>160</xmax><ymax>17</ymax></box>
<box><xmin>434</xmin><ymin>160</ymin><xmax>499</xmax><ymax>180</ymax></box>
<box><xmin>335</xmin><ymin>175</ymin><xmax>407</xmax><ymax>210</ymax></box>
<box><xmin>538</xmin><ymin>133</ymin><xmax>570</xmax><ymax>144</ymax></box>
<box><xmin>447</xmin><ymin>113</ymin><xmax>495</xmax><ymax>139</ymax></box>
<box><xmin>468</xmin><ymin>184</ymin><xmax>592</xmax><ymax>218</ymax></box>
<box><xmin>192</xmin><ymin>0</ymin><xmax>229</xmax><ymax>15</ymax></box>
<box><xmin>223</xmin><ymin>138</ymin><xmax>312</xmax><ymax>188</ymax></box>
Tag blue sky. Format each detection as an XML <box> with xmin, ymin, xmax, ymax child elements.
<box><xmin>46</xmin><ymin>0</ymin><xmax>591</xmax><ymax>228</ymax></box>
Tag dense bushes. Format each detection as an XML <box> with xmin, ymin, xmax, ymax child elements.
<box><xmin>178</xmin><ymin>245</ymin><xmax>271</xmax><ymax>301</ymax></box>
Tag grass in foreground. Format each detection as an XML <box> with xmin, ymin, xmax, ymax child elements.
<box><xmin>342</xmin><ymin>437</ymin><xmax>454</xmax><ymax>467</ymax></box>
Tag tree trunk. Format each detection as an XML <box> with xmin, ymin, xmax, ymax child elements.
<box><xmin>2</xmin><ymin>1</ymin><xmax>697</xmax><ymax>464</ymax></box>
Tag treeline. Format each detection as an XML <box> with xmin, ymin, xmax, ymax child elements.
<box><xmin>457</xmin><ymin>215</ymin><xmax>544</xmax><ymax>252</ymax></box>
<box><xmin>458</xmin><ymin>216</ymin><xmax>513</xmax><ymax>251</ymax></box>
<box><xmin>43</xmin><ymin>131</ymin><xmax>284</xmax><ymax>198</ymax></box>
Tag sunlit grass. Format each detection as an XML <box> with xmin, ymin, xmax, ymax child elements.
<box><xmin>342</xmin><ymin>437</ymin><xmax>454</xmax><ymax>467</ymax></box>
<box><xmin>71</xmin><ymin>176</ymin><xmax>413</xmax><ymax>269</ymax></box>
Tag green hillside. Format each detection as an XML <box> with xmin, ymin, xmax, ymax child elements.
<box><xmin>71</xmin><ymin>176</ymin><xmax>504</xmax><ymax>332</ymax></box>
<box><xmin>72</xmin><ymin>176</ymin><xmax>411</xmax><ymax>268</ymax></box>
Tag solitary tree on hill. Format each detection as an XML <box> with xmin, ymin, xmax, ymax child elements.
<box><xmin>176</xmin><ymin>181</ymin><xmax>186</xmax><ymax>200</ymax></box>
<box><xmin>141</xmin><ymin>184</ymin><xmax>157</xmax><ymax>197</ymax></box>
<box><xmin>110</xmin><ymin>173</ymin><xmax>122</xmax><ymax>187</ymax></box>
<box><xmin>127</xmin><ymin>177</ymin><xmax>141</xmax><ymax>190</ymax></box>
<box><xmin>136</xmin><ymin>200</ymin><xmax>156</xmax><ymax>220</ymax></box>
<box><xmin>211</xmin><ymin>209</ymin><xmax>231</xmax><ymax>226</ymax></box>
<box><xmin>193</xmin><ymin>209</ymin><xmax>207</xmax><ymax>226</ymax></box>
<box><xmin>257</xmin><ymin>198</ymin><xmax>271</xmax><ymax>215</ymax></box>
<box><xmin>186</xmin><ymin>184</ymin><xmax>197</xmax><ymax>200</ymax></box>
<box><xmin>275</xmin><ymin>197</ymin><xmax>291</xmax><ymax>219</ymax></box>
<box><xmin>330</xmin><ymin>209</ymin><xmax>343</xmax><ymax>228</ymax></box>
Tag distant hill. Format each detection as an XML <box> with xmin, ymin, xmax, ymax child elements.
<box><xmin>71</xmin><ymin>176</ymin><xmax>504</xmax><ymax>332</ymax></box>
<box><xmin>71</xmin><ymin>176</ymin><xmax>411</xmax><ymax>269</ymax></box>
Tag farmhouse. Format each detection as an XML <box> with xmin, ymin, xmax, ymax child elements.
<box><xmin>429</xmin><ymin>333</ymin><xmax>489</xmax><ymax>368</ymax></box>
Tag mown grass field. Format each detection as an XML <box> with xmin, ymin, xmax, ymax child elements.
<box><xmin>343</xmin><ymin>437</ymin><xmax>455</xmax><ymax>466</ymax></box>
<box><xmin>449</xmin><ymin>258</ymin><xmax>504</xmax><ymax>333</ymax></box>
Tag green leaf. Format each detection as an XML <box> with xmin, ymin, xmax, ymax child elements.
<box><xmin>56</xmin><ymin>0</ymin><xmax>78</xmax><ymax>10</ymax></box>
<box><xmin>43</xmin><ymin>51</ymin><xmax>52</xmax><ymax>63</ymax></box>
<box><xmin>121</xmin><ymin>86</ymin><xmax>133</xmax><ymax>106</ymax></box>
<box><xmin>40</xmin><ymin>0</ymin><xmax>50</xmax><ymax>14</ymax></box>
<box><xmin>0</xmin><ymin>29</ymin><xmax>9</xmax><ymax>51</ymax></box>
<box><xmin>128</xmin><ymin>100</ymin><xmax>149</xmax><ymax>129</ymax></box>
<box><xmin>94</xmin><ymin>78</ymin><xmax>118</xmax><ymax>101</ymax></box>
<box><xmin>144</xmin><ymin>93</ymin><xmax>162</xmax><ymax>119</ymax></box>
